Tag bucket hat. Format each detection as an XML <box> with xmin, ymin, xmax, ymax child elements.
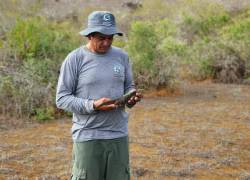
<box><xmin>79</xmin><ymin>11</ymin><xmax>123</xmax><ymax>36</ymax></box>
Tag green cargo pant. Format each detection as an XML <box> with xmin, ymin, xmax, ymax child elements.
<box><xmin>71</xmin><ymin>136</ymin><xmax>130</xmax><ymax>180</ymax></box>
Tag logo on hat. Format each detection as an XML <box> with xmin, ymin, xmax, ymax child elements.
<box><xmin>103</xmin><ymin>14</ymin><xmax>111</xmax><ymax>21</ymax></box>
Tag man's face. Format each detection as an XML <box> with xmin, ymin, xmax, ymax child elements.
<box><xmin>88</xmin><ymin>33</ymin><xmax>114</xmax><ymax>54</ymax></box>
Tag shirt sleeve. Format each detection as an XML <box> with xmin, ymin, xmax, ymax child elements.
<box><xmin>124</xmin><ymin>55</ymin><xmax>136</xmax><ymax>93</ymax></box>
<box><xmin>56</xmin><ymin>53</ymin><xmax>95</xmax><ymax>115</ymax></box>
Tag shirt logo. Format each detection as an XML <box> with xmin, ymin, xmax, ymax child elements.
<box><xmin>113</xmin><ymin>64</ymin><xmax>124</xmax><ymax>79</ymax></box>
<box><xmin>114</xmin><ymin>65</ymin><xmax>121</xmax><ymax>73</ymax></box>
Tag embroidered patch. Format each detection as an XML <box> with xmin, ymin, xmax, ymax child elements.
<box><xmin>114</xmin><ymin>65</ymin><xmax>121</xmax><ymax>73</ymax></box>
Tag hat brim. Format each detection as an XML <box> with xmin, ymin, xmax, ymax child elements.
<box><xmin>79</xmin><ymin>26</ymin><xmax>123</xmax><ymax>36</ymax></box>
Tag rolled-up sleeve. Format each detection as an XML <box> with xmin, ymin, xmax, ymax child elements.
<box><xmin>56</xmin><ymin>54</ymin><xmax>94</xmax><ymax>114</ymax></box>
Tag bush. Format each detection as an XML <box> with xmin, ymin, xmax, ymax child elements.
<box><xmin>0</xmin><ymin>16</ymin><xmax>80</xmax><ymax>120</ymax></box>
<box><xmin>7</xmin><ymin>17</ymin><xmax>80</xmax><ymax>61</ymax></box>
<box><xmin>182</xmin><ymin>40</ymin><xmax>215</xmax><ymax>80</ymax></box>
<box><xmin>221</xmin><ymin>16</ymin><xmax>250</xmax><ymax>78</ymax></box>
<box><xmin>127</xmin><ymin>20</ymin><xmax>181</xmax><ymax>88</ymax></box>
<box><xmin>127</xmin><ymin>21</ymin><xmax>158</xmax><ymax>70</ymax></box>
<box><xmin>181</xmin><ymin>14</ymin><xmax>230</xmax><ymax>43</ymax></box>
<box><xmin>179</xmin><ymin>6</ymin><xmax>250</xmax><ymax>81</ymax></box>
<box><xmin>34</xmin><ymin>107</ymin><xmax>54</xmax><ymax>122</ymax></box>
<box><xmin>157</xmin><ymin>37</ymin><xmax>187</xmax><ymax>84</ymax></box>
<box><xmin>222</xmin><ymin>17</ymin><xmax>250</xmax><ymax>57</ymax></box>
<box><xmin>127</xmin><ymin>21</ymin><xmax>158</xmax><ymax>88</ymax></box>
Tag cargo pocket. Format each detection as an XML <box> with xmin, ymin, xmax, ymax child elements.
<box><xmin>72</xmin><ymin>167</ymin><xmax>87</xmax><ymax>180</ymax></box>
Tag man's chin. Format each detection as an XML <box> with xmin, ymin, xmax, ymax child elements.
<box><xmin>98</xmin><ymin>48</ymin><xmax>110</xmax><ymax>54</ymax></box>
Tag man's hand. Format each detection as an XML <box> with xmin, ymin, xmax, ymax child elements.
<box><xmin>126</xmin><ymin>91</ymin><xmax>143</xmax><ymax>108</ymax></box>
<box><xmin>93</xmin><ymin>98</ymin><xmax>118</xmax><ymax>111</ymax></box>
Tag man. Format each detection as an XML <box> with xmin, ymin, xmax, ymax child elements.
<box><xmin>56</xmin><ymin>11</ymin><xmax>142</xmax><ymax>180</ymax></box>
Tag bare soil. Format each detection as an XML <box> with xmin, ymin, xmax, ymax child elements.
<box><xmin>1</xmin><ymin>81</ymin><xmax>250</xmax><ymax>179</ymax></box>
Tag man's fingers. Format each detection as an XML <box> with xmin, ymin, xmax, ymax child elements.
<box><xmin>134</xmin><ymin>96</ymin><xmax>140</xmax><ymax>102</ymax></box>
<box><xmin>128</xmin><ymin>99</ymin><xmax>135</xmax><ymax>104</ymax></box>
<box><xmin>107</xmin><ymin>104</ymin><xmax>118</xmax><ymax>109</ymax></box>
<box><xmin>99</xmin><ymin>104</ymin><xmax>118</xmax><ymax>110</ymax></box>
<box><xmin>94</xmin><ymin>97</ymin><xmax>115</xmax><ymax>110</ymax></box>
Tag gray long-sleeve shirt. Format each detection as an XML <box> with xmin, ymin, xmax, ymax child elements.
<box><xmin>56</xmin><ymin>45</ymin><xmax>135</xmax><ymax>142</ymax></box>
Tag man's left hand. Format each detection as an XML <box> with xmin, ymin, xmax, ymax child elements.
<box><xmin>126</xmin><ymin>91</ymin><xmax>143</xmax><ymax>108</ymax></box>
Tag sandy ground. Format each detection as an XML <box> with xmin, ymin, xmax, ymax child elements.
<box><xmin>0</xmin><ymin>81</ymin><xmax>250</xmax><ymax>180</ymax></box>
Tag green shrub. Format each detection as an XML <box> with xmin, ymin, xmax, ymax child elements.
<box><xmin>154</xmin><ymin>19</ymin><xmax>177</xmax><ymax>39</ymax></box>
<box><xmin>34</xmin><ymin>107</ymin><xmax>54</xmax><ymax>122</ymax></box>
<box><xmin>7</xmin><ymin>17</ymin><xmax>80</xmax><ymax>61</ymax></box>
<box><xmin>221</xmin><ymin>17</ymin><xmax>250</xmax><ymax>78</ymax></box>
<box><xmin>127</xmin><ymin>21</ymin><xmax>158</xmax><ymax>87</ymax></box>
<box><xmin>179</xmin><ymin>39</ymin><xmax>214</xmax><ymax>80</ymax></box>
<box><xmin>223</xmin><ymin>18</ymin><xmax>250</xmax><ymax>40</ymax></box>
<box><xmin>222</xmin><ymin>17</ymin><xmax>250</xmax><ymax>55</ymax></box>
<box><xmin>0</xmin><ymin>16</ymin><xmax>80</xmax><ymax>120</ymax></box>
<box><xmin>22</xmin><ymin>58</ymin><xmax>53</xmax><ymax>83</ymax></box>
<box><xmin>127</xmin><ymin>20</ymin><xmax>180</xmax><ymax>88</ymax></box>
<box><xmin>182</xmin><ymin>14</ymin><xmax>230</xmax><ymax>43</ymax></box>
<box><xmin>158</xmin><ymin>37</ymin><xmax>187</xmax><ymax>56</ymax></box>
<box><xmin>0</xmin><ymin>74</ymin><xmax>27</xmax><ymax>116</ymax></box>
<box><xmin>113</xmin><ymin>36</ymin><xmax>126</xmax><ymax>48</ymax></box>
<box><xmin>127</xmin><ymin>21</ymin><xmax>158</xmax><ymax>71</ymax></box>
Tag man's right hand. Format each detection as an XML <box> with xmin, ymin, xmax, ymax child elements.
<box><xmin>93</xmin><ymin>98</ymin><xmax>118</xmax><ymax>111</ymax></box>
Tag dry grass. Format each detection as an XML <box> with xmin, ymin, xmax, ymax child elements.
<box><xmin>1</xmin><ymin>81</ymin><xmax>250</xmax><ymax>179</ymax></box>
